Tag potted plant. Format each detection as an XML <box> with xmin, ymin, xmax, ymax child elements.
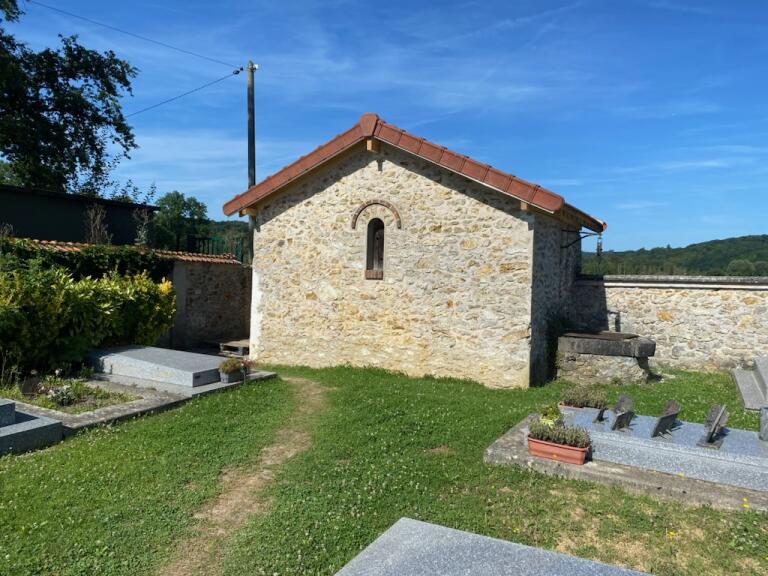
<box><xmin>527</xmin><ymin>418</ymin><xmax>591</xmax><ymax>465</ymax></box>
<box><xmin>560</xmin><ymin>385</ymin><xmax>607</xmax><ymax>410</ymax></box>
<box><xmin>218</xmin><ymin>358</ymin><xmax>245</xmax><ymax>384</ymax></box>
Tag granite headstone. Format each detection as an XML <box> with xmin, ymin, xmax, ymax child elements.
<box><xmin>759</xmin><ymin>406</ymin><xmax>768</xmax><ymax>442</ymax></box>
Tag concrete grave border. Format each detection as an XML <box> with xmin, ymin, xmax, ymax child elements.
<box><xmin>484</xmin><ymin>415</ymin><xmax>768</xmax><ymax>512</ymax></box>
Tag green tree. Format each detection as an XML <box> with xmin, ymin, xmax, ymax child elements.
<box><xmin>725</xmin><ymin>259</ymin><xmax>756</xmax><ymax>276</ymax></box>
<box><xmin>754</xmin><ymin>261</ymin><xmax>768</xmax><ymax>276</ymax></box>
<box><xmin>0</xmin><ymin>159</ymin><xmax>22</xmax><ymax>185</ymax></box>
<box><xmin>0</xmin><ymin>2</ymin><xmax>136</xmax><ymax>194</ymax></box>
<box><xmin>153</xmin><ymin>191</ymin><xmax>209</xmax><ymax>250</ymax></box>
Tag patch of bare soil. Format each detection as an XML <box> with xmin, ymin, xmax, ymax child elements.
<box><xmin>159</xmin><ymin>377</ymin><xmax>326</xmax><ymax>576</ymax></box>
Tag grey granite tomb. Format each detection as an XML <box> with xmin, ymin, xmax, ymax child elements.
<box><xmin>560</xmin><ymin>406</ymin><xmax>768</xmax><ymax>491</ymax></box>
<box><xmin>88</xmin><ymin>345</ymin><xmax>275</xmax><ymax>397</ymax></box>
<box><xmin>0</xmin><ymin>399</ymin><xmax>63</xmax><ymax>455</ymax></box>
<box><xmin>335</xmin><ymin>518</ymin><xmax>650</xmax><ymax>575</ymax></box>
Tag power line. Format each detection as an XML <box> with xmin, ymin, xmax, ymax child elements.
<box><xmin>27</xmin><ymin>0</ymin><xmax>239</xmax><ymax>69</ymax></box>
<box><xmin>125</xmin><ymin>68</ymin><xmax>242</xmax><ymax>118</ymax></box>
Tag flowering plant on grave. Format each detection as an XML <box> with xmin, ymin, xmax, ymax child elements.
<box><xmin>528</xmin><ymin>418</ymin><xmax>591</xmax><ymax>449</ymax></box>
<box><xmin>219</xmin><ymin>357</ymin><xmax>252</xmax><ymax>374</ymax></box>
<box><xmin>538</xmin><ymin>402</ymin><xmax>563</xmax><ymax>426</ymax></box>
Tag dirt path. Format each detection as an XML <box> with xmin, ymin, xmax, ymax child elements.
<box><xmin>159</xmin><ymin>376</ymin><xmax>326</xmax><ymax>576</ymax></box>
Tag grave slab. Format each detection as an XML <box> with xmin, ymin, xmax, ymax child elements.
<box><xmin>485</xmin><ymin>415</ymin><xmax>768</xmax><ymax>512</ymax></box>
<box><xmin>560</xmin><ymin>407</ymin><xmax>768</xmax><ymax>491</ymax></box>
<box><xmin>0</xmin><ymin>402</ymin><xmax>63</xmax><ymax>455</ymax></box>
<box><xmin>93</xmin><ymin>370</ymin><xmax>276</xmax><ymax>398</ymax></box>
<box><xmin>88</xmin><ymin>346</ymin><xmax>224</xmax><ymax>387</ymax></box>
<box><xmin>732</xmin><ymin>369</ymin><xmax>766</xmax><ymax>410</ymax></box>
<box><xmin>335</xmin><ymin>518</ymin><xmax>650</xmax><ymax>576</ymax></box>
<box><xmin>0</xmin><ymin>398</ymin><xmax>14</xmax><ymax>426</ymax></box>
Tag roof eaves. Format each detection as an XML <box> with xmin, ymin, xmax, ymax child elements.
<box><xmin>223</xmin><ymin>123</ymin><xmax>366</xmax><ymax>216</ymax></box>
<box><xmin>223</xmin><ymin>113</ymin><xmax>604</xmax><ymax>231</ymax></box>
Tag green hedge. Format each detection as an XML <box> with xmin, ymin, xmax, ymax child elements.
<box><xmin>0</xmin><ymin>261</ymin><xmax>176</xmax><ymax>372</ymax></box>
<box><xmin>0</xmin><ymin>237</ymin><xmax>173</xmax><ymax>280</ymax></box>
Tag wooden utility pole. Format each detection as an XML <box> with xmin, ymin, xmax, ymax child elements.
<box><xmin>246</xmin><ymin>60</ymin><xmax>258</xmax><ymax>264</ymax></box>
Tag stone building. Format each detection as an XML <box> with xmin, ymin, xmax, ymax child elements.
<box><xmin>223</xmin><ymin>114</ymin><xmax>605</xmax><ymax>388</ymax></box>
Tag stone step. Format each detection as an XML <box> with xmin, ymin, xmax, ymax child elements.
<box><xmin>88</xmin><ymin>346</ymin><xmax>223</xmax><ymax>388</ymax></box>
<box><xmin>732</xmin><ymin>368</ymin><xmax>767</xmax><ymax>411</ymax></box>
<box><xmin>755</xmin><ymin>356</ymin><xmax>768</xmax><ymax>397</ymax></box>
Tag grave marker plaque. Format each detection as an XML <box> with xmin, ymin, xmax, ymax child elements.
<box><xmin>611</xmin><ymin>409</ymin><xmax>635</xmax><ymax>431</ymax></box>
<box><xmin>610</xmin><ymin>394</ymin><xmax>635</xmax><ymax>431</ymax></box>
<box><xmin>593</xmin><ymin>407</ymin><xmax>607</xmax><ymax>424</ymax></box>
<box><xmin>613</xmin><ymin>394</ymin><xmax>634</xmax><ymax>414</ymax></box>
<box><xmin>651</xmin><ymin>400</ymin><xmax>680</xmax><ymax>438</ymax></box>
<box><xmin>760</xmin><ymin>407</ymin><xmax>768</xmax><ymax>442</ymax></box>
<box><xmin>697</xmin><ymin>404</ymin><xmax>729</xmax><ymax>449</ymax></box>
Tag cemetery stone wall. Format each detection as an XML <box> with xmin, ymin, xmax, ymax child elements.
<box><xmin>569</xmin><ymin>275</ymin><xmax>768</xmax><ymax>370</ymax></box>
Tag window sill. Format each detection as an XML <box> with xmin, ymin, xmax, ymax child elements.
<box><xmin>365</xmin><ymin>270</ymin><xmax>384</xmax><ymax>280</ymax></box>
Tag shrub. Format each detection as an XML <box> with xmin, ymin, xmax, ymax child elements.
<box><xmin>0</xmin><ymin>262</ymin><xmax>175</xmax><ymax>371</ymax></box>
<box><xmin>0</xmin><ymin>237</ymin><xmax>172</xmax><ymax>280</ymax></box>
<box><xmin>561</xmin><ymin>385</ymin><xmax>608</xmax><ymax>409</ymax></box>
<box><xmin>528</xmin><ymin>418</ymin><xmax>591</xmax><ymax>448</ymax></box>
<box><xmin>219</xmin><ymin>357</ymin><xmax>251</xmax><ymax>374</ymax></box>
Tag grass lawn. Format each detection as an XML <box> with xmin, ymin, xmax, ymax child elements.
<box><xmin>0</xmin><ymin>379</ymin><xmax>294</xmax><ymax>575</ymax></box>
<box><xmin>0</xmin><ymin>366</ymin><xmax>765</xmax><ymax>576</ymax></box>
<box><xmin>221</xmin><ymin>366</ymin><xmax>766</xmax><ymax>576</ymax></box>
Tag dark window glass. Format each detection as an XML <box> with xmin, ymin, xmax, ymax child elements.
<box><xmin>366</xmin><ymin>218</ymin><xmax>384</xmax><ymax>278</ymax></box>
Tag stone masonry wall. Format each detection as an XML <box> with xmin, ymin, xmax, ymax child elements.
<box><xmin>570</xmin><ymin>276</ymin><xmax>768</xmax><ymax>370</ymax></box>
<box><xmin>529</xmin><ymin>218</ymin><xmax>581</xmax><ymax>384</ymax></box>
<box><xmin>250</xmin><ymin>142</ymin><xmax>545</xmax><ymax>388</ymax></box>
<box><xmin>167</xmin><ymin>260</ymin><xmax>251</xmax><ymax>349</ymax></box>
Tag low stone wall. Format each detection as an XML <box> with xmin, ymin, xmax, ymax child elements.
<box><xmin>164</xmin><ymin>261</ymin><xmax>251</xmax><ymax>349</ymax></box>
<box><xmin>557</xmin><ymin>352</ymin><xmax>651</xmax><ymax>385</ymax></box>
<box><xmin>569</xmin><ymin>275</ymin><xmax>768</xmax><ymax>370</ymax></box>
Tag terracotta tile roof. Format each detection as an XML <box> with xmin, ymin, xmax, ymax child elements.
<box><xmin>223</xmin><ymin>113</ymin><xmax>606</xmax><ymax>232</ymax></box>
<box><xmin>17</xmin><ymin>239</ymin><xmax>242</xmax><ymax>265</ymax></box>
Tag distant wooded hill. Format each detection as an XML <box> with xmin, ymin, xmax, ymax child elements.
<box><xmin>581</xmin><ymin>235</ymin><xmax>768</xmax><ymax>276</ymax></box>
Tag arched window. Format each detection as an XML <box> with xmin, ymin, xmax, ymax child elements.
<box><xmin>365</xmin><ymin>218</ymin><xmax>384</xmax><ymax>280</ymax></box>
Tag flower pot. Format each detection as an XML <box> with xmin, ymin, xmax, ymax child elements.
<box><xmin>219</xmin><ymin>370</ymin><xmax>243</xmax><ymax>384</ymax></box>
<box><xmin>527</xmin><ymin>437</ymin><xmax>589</xmax><ymax>465</ymax></box>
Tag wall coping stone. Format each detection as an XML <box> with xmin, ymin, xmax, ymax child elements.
<box><xmin>577</xmin><ymin>274</ymin><xmax>768</xmax><ymax>290</ymax></box>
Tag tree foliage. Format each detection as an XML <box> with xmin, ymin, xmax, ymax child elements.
<box><xmin>153</xmin><ymin>191</ymin><xmax>210</xmax><ymax>250</ymax></box>
<box><xmin>0</xmin><ymin>1</ymin><xmax>136</xmax><ymax>194</ymax></box>
<box><xmin>582</xmin><ymin>235</ymin><xmax>768</xmax><ymax>276</ymax></box>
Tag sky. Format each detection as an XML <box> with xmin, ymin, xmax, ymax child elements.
<box><xmin>7</xmin><ymin>0</ymin><xmax>768</xmax><ymax>250</ymax></box>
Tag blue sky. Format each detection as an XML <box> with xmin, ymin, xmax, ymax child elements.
<box><xmin>9</xmin><ymin>0</ymin><xmax>768</xmax><ymax>250</ymax></box>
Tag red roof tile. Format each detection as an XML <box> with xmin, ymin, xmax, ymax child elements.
<box><xmin>19</xmin><ymin>239</ymin><xmax>243</xmax><ymax>265</ymax></box>
<box><xmin>223</xmin><ymin>113</ymin><xmax>606</xmax><ymax>232</ymax></box>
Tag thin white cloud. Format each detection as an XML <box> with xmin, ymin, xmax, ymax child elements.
<box><xmin>615</xmin><ymin>100</ymin><xmax>721</xmax><ymax>119</ymax></box>
<box><xmin>648</xmin><ymin>2</ymin><xmax>718</xmax><ymax>16</ymax></box>
<box><xmin>615</xmin><ymin>201</ymin><xmax>669</xmax><ymax>210</ymax></box>
<box><xmin>541</xmin><ymin>178</ymin><xmax>584</xmax><ymax>187</ymax></box>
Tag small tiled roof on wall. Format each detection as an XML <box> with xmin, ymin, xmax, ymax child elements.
<box><xmin>223</xmin><ymin>113</ymin><xmax>606</xmax><ymax>232</ymax></box>
<box><xmin>17</xmin><ymin>239</ymin><xmax>242</xmax><ymax>265</ymax></box>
